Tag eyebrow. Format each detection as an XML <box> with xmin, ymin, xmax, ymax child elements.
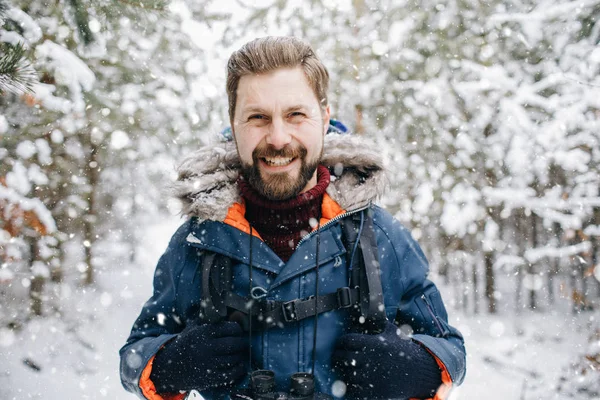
<box><xmin>242</xmin><ymin>104</ymin><xmax>313</xmax><ymax>115</ymax></box>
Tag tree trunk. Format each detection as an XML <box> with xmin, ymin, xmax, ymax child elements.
<box><xmin>515</xmin><ymin>265</ymin><xmax>523</xmax><ymax>314</ymax></box>
<box><xmin>547</xmin><ymin>222</ymin><xmax>562</xmax><ymax>306</ymax></box>
<box><xmin>461</xmin><ymin>263</ymin><xmax>469</xmax><ymax>313</ymax></box>
<box><xmin>547</xmin><ymin>258</ymin><xmax>556</xmax><ymax>305</ymax></box>
<box><xmin>592</xmin><ymin>207</ymin><xmax>600</xmax><ymax>300</ymax></box>
<box><xmin>28</xmin><ymin>238</ymin><xmax>44</xmax><ymax>316</ymax></box>
<box><xmin>472</xmin><ymin>257</ymin><xmax>479</xmax><ymax>314</ymax></box>
<box><xmin>528</xmin><ymin>213</ymin><xmax>537</xmax><ymax>310</ymax></box>
<box><xmin>485</xmin><ymin>251</ymin><xmax>496</xmax><ymax>313</ymax></box>
<box><xmin>351</xmin><ymin>0</ymin><xmax>365</xmax><ymax>134</ymax></box>
<box><xmin>512</xmin><ymin>212</ymin><xmax>524</xmax><ymax>313</ymax></box>
<box><xmin>82</xmin><ymin>139</ymin><xmax>99</xmax><ymax>286</ymax></box>
<box><xmin>570</xmin><ymin>254</ymin><xmax>579</xmax><ymax>314</ymax></box>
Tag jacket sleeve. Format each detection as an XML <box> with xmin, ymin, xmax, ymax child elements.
<box><xmin>119</xmin><ymin>220</ymin><xmax>195</xmax><ymax>400</ymax></box>
<box><xmin>374</xmin><ymin>207</ymin><xmax>467</xmax><ymax>399</ymax></box>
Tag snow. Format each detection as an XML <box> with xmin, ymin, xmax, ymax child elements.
<box><xmin>34</xmin><ymin>41</ymin><xmax>95</xmax><ymax>91</ymax></box>
<box><xmin>0</xmin><ymin>30</ymin><xmax>26</xmax><ymax>46</ymax></box>
<box><xmin>50</xmin><ymin>129</ymin><xmax>64</xmax><ymax>144</ymax></box>
<box><xmin>584</xmin><ymin>225</ymin><xmax>600</xmax><ymax>236</ymax></box>
<box><xmin>34</xmin><ymin>40</ymin><xmax>96</xmax><ymax>112</ymax></box>
<box><xmin>5</xmin><ymin>161</ymin><xmax>31</xmax><ymax>195</ymax></box>
<box><xmin>0</xmin><ymin>217</ymin><xmax>181</xmax><ymax>400</ymax></box>
<box><xmin>31</xmin><ymin>261</ymin><xmax>50</xmax><ymax>278</ymax></box>
<box><xmin>0</xmin><ymin>184</ymin><xmax>57</xmax><ymax>233</ymax></box>
<box><xmin>456</xmin><ymin>310</ymin><xmax>590</xmax><ymax>399</ymax></box>
<box><xmin>5</xmin><ymin>7</ymin><xmax>42</xmax><ymax>43</ymax></box>
<box><xmin>15</xmin><ymin>140</ymin><xmax>36</xmax><ymax>159</ymax></box>
<box><xmin>0</xmin><ymin>115</ymin><xmax>8</xmax><ymax>133</ymax></box>
<box><xmin>0</xmin><ymin>264</ymin><xmax>15</xmax><ymax>282</ymax></box>
<box><xmin>525</xmin><ymin>242</ymin><xmax>592</xmax><ymax>264</ymax></box>
<box><xmin>441</xmin><ymin>183</ymin><xmax>484</xmax><ymax>237</ymax></box>
<box><xmin>35</xmin><ymin>139</ymin><xmax>52</xmax><ymax>165</ymax></box>
<box><xmin>29</xmin><ymin>82</ymin><xmax>72</xmax><ymax>113</ymax></box>
<box><xmin>26</xmin><ymin>164</ymin><xmax>48</xmax><ymax>185</ymax></box>
<box><xmin>110</xmin><ymin>130</ymin><xmax>131</xmax><ymax>150</ymax></box>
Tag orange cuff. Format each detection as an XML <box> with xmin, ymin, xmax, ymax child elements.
<box><xmin>139</xmin><ymin>355</ymin><xmax>187</xmax><ymax>400</ymax></box>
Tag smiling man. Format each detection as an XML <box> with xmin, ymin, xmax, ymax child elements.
<box><xmin>120</xmin><ymin>37</ymin><xmax>466</xmax><ymax>400</ymax></box>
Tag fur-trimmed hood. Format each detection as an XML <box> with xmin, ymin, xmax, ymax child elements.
<box><xmin>172</xmin><ymin>134</ymin><xmax>387</xmax><ymax>222</ymax></box>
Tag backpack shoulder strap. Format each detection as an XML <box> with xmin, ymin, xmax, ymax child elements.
<box><xmin>340</xmin><ymin>207</ymin><xmax>387</xmax><ymax>329</ymax></box>
<box><xmin>200</xmin><ymin>252</ymin><xmax>232</xmax><ymax>323</ymax></box>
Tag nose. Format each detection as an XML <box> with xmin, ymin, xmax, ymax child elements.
<box><xmin>265</xmin><ymin>117</ymin><xmax>291</xmax><ymax>149</ymax></box>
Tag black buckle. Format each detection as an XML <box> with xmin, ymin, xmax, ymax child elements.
<box><xmin>337</xmin><ymin>287</ymin><xmax>352</xmax><ymax>308</ymax></box>
<box><xmin>282</xmin><ymin>300</ymin><xmax>299</xmax><ymax>322</ymax></box>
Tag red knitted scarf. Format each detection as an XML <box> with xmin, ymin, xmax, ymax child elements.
<box><xmin>238</xmin><ymin>165</ymin><xmax>331</xmax><ymax>262</ymax></box>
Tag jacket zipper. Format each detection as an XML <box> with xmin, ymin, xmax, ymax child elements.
<box><xmin>421</xmin><ymin>294</ymin><xmax>445</xmax><ymax>336</ymax></box>
<box><xmin>295</xmin><ymin>203</ymin><xmax>371</xmax><ymax>248</ymax></box>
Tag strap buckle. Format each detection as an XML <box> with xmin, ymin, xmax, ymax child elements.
<box><xmin>250</xmin><ymin>286</ymin><xmax>268</xmax><ymax>300</ymax></box>
<box><xmin>336</xmin><ymin>287</ymin><xmax>352</xmax><ymax>308</ymax></box>
<box><xmin>281</xmin><ymin>300</ymin><xmax>299</xmax><ymax>322</ymax></box>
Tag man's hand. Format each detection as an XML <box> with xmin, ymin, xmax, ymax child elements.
<box><xmin>150</xmin><ymin>321</ymin><xmax>248</xmax><ymax>393</ymax></box>
<box><xmin>332</xmin><ymin>321</ymin><xmax>442</xmax><ymax>400</ymax></box>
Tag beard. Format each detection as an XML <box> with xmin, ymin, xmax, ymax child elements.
<box><xmin>240</xmin><ymin>143</ymin><xmax>322</xmax><ymax>201</ymax></box>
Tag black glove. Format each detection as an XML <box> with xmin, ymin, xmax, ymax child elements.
<box><xmin>332</xmin><ymin>321</ymin><xmax>442</xmax><ymax>400</ymax></box>
<box><xmin>150</xmin><ymin>321</ymin><xmax>249</xmax><ymax>393</ymax></box>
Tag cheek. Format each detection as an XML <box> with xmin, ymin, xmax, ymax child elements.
<box><xmin>301</xmin><ymin>128</ymin><xmax>324</xmax><ymax>156</ymax></box>
<box><xmin>235</xmin><ymin>130</ymin><xmax>263</xmax><ymax>161</ymax></box>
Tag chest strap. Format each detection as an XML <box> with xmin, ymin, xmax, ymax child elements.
<box><xmin>223</xmin><ymin>286</ymin><xmax>360</xmax><ymax>329</ymax></box>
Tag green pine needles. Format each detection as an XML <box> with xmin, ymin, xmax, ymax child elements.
<box><xmin>0</xmin><ymin>0</ymin><xmax>36</xmax><ymax>95</ymax></box>
<box><xmin>0</xmin><ymin>42</ymin><xmax>37</xmax><ymax>95</ymax></box>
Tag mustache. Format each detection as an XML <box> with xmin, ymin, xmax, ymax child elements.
<box><xmin>253</xmin><ymin>144</ymin><xmax>307</xmax><ymax>159</ymax></box>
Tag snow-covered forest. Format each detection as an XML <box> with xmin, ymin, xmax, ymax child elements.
<box><xmin>1</xmin><ymin>0</ymin><xmax>599</xmax><ymax>398</ymax></box>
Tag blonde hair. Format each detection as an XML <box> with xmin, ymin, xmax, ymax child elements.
<box><xmin>226</xmin><ymin>36</ymin><xmax>329</xmax><ymax>124</ymax></box>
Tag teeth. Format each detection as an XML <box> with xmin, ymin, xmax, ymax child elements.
<box><xmin>264</xmin><ymin>157</ymin><xmax>293</xmax><ymax>166</ymax></box>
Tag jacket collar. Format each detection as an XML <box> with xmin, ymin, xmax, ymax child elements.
<box><xmin>186</xmin><ymin>216</ymin><xmax>348</xmax><ymax>289</ymax></box>
<box><xmin>172</xmin><ymin>133</ymin><xmax>387</xmax><ymax>222</ymax></box>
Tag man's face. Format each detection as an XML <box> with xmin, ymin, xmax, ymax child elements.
<box><xmin>233</xmin><ymin>67</ymin><xmax>330</xmax><ymax>201</ymax></box>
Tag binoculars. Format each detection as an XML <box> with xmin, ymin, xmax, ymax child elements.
<box><xmin>230</xmin><ymin>370</ymin><xmax>333</xmax><ymax>400</ymax></box>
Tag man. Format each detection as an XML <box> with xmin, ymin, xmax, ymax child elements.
<box><xmin>120</xmin><ymin>36</ymin><xmax>466</xmax><ymax>400</ymax></box>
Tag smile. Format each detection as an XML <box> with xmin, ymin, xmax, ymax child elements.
<box><xmin>261</xmin><ymin>157</ymin><xmax>296</xmax><ymax>167</ymax></box>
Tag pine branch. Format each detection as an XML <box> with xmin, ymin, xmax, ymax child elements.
<box><xmin>69</xmin><ymin>0</ymin><xmax>95</xmax><ymax>45</ymax></box>
<box><xmin>67</xmin><ymin>0</ymin><xmax>167</xmax><ymax>46</ymax></box>
<box><xmin>113</xmin><ymin>0</ymin><xmax>167</xmax><ymax>10</ymax></box>
<box><xmin>0</xmin><ymin>0</ymin><xmax>8</xmax><ymax>17</ymax></box>
<box><xmin>0</xmin><ymin>43</ymin><xmax>37</xmax><ymax>95</ymax></box>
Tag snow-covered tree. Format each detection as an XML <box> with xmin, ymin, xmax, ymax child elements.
<box><xmin>1</xmin><ymin>0</ymin><xmax>230</xmax><ymax>320</ymax></box>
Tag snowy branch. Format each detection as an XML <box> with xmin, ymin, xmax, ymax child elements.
<box><xmin>525</xmin><ymin>241</ymin><xmax>592</xmax><ymax>263</ymax></box>
<box><xmin>489</xmin><ymin>0</ymin><xmax>600</xmax><ymax>24</ymax></box>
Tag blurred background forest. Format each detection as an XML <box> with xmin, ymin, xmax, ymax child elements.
<box><xmin>1</xmin><ymin>0</ymin><xmax>600</xmax><ymax>398</ymax></box>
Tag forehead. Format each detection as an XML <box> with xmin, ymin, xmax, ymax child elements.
<box><xmin>236</xmin><ymin>67</ymin><xmax>318</xmax><ymax>111</ymax></box>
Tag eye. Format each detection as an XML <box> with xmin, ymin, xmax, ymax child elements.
<box><xmin>248</xmin><ymin>114</ymin><xmax>266</xmax><ymax>120</ymax></box>
<box><xmin>289</xmin><ymin>111</ymin><xmax>305</xmax><ymax>118</ymax></box>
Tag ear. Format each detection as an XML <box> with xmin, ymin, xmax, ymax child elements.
<box><xmin>322</xmin><ymin>105</ymin><xmax>331</xmax><ymax>135</ymax></box>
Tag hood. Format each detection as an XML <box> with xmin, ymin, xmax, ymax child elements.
<box><xmin>172</xmin><ymin>133</ymin><xmax>387</xmax><ymax>222</ymax></box>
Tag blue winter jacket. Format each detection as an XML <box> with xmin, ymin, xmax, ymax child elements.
<box><xmin>119</xmin><ymin>134</ymin><xmax>466</xmax><ymax>400</ymax></box>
